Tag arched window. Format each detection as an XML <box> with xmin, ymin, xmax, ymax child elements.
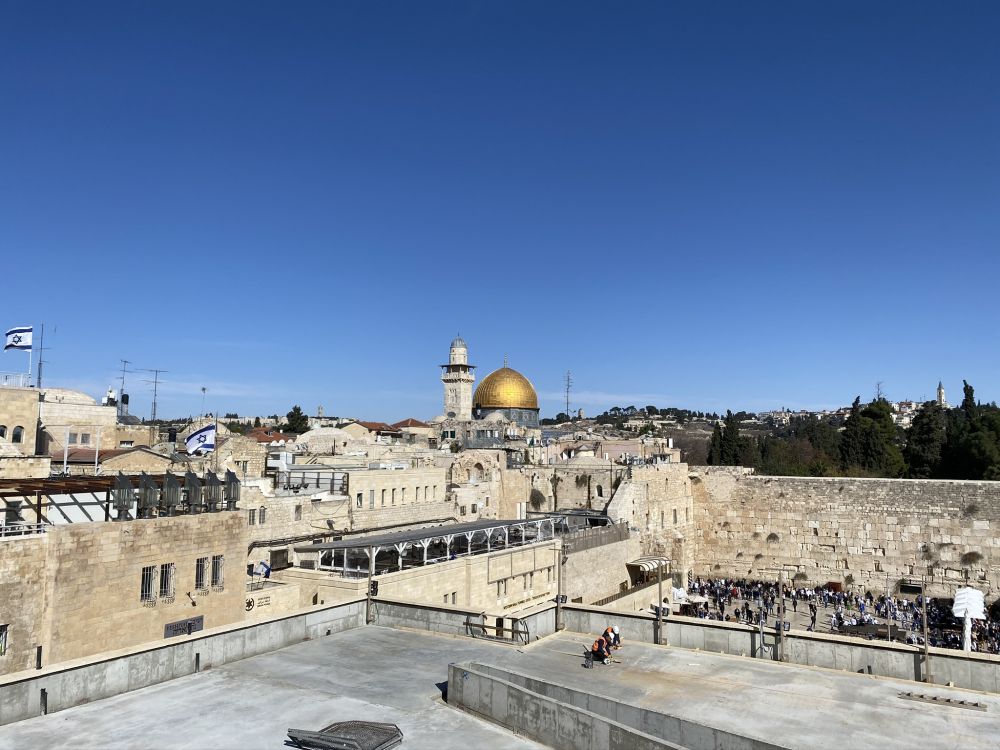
<box><xmin>11</xmin><ymin>426</ymin><xmax>24</xmax><ymax>444</ymax></box>
<box><xmin>0</xmin><ymin>425</ymin><xmax>6</xmax><ymax>439</ymax></box>
<box><xmin>596</xmin><ymin>485</ymin><xmax>604</xmax><ymax>498</ymax></box>
<box><xmin>259</xmin><ymin>506</ymin><xmax>266</xmax><ymax>524</ymax></box>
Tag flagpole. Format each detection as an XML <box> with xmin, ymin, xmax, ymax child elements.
<box><xmin>214</xmin><ymin>411</ymin><xmax>219</xmax><ymax>473</ymax></box>
<box><xmin>27</xmin><ymin>325</ymin><xmax>33</xmax><ymax>380</ymax></box>
<box><xmin>35</xmin><ymin>324</ymin><xmax>44</xmax><ymax>389</ymax></box>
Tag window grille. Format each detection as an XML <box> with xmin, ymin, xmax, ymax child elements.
<box><xmin>211</xmin><ymin>554</ymin><xmax>225</xmax><ymax>590</ymax></box>
<box><xmin>140</xmin><ymin>565</ymin><xmax>156</xmax><ymax>604</ymax></box>
<box><xmin>159</xmin><ymin>563</ymin><xmax>176</xmax><ymax>601</ymax></box>
<box><xmin>195</xmin><ymin>557</ymin><xmax>208</xmax><ymax>591</ymax></box>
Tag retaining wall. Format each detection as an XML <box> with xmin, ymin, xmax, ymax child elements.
<box><xmin>0</xmin><ymin>598</ymin><xmax>366</xmax><ymax>726</ymax></box>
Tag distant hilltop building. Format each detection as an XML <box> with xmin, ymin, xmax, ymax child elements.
<box><xmin>937</xmin><ymin>380</ymin><xmax>948</xmax><ymax>408</ymax></box>
<box><xmin>434</xmin><ymin>337</ymin><xmax>541</xmax><ymax>463</ymax></box>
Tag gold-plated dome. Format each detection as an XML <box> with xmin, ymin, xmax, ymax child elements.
<box><xmin>473</xmin><ymin>367</ymin><xmax>539</xmax><ymax>410</ymax></box>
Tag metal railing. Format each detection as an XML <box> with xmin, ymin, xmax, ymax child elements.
<box><xmin>0</xmin><ymin>523</ymin><xmax>49</xmax><ymax>539</ymax></box>
<box><xmin>0</xmin><ymin>372</ymin><xmax>31</xmax><ymax>388</ymax></box>
<box><xmin>560</xmin><ymin>522</ymin><xmax>630</xmax><ymax>555</ymax></box>
<box><xmin>591</xmin><ymin>577</ymin><xmax>660</xmax><ymax>607</ymax></box>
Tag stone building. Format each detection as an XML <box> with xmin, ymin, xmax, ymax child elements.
<box><xmin>434</xmin><ymin>338</ymin><xmax>542</xmax><ymax>463</ymax></box>
<box><xmin>0</xmin><ymin>475</ymin><xmax>247</xmax><ymax>675</ymax></box>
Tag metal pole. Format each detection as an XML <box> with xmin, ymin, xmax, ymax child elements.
<box><xmin>656</xmin><ymin>562</ymin><xmax>663</xmax><ymax>646</ymax></box>
<box><xmin>922</xmin><ymin>575</ymin><xmax>932</xmax><ymax>683</ymax></box>
<box><xmin>94</xmin><ymin>426</ymin><xmax>101</xmax><ymax>474</ymax></box>
<box><xmin>778</xmin><ymin>570</ymin><xmax>785</xmax><ymax>662</ymax></box>
<box><xmin>886</xmin><ymin>572</ymin><xmax>892</xmax><ymax>643</ymax></box>
<box><xmin>35</xmin><ymin>323</ymin><xmax>44</xmax><ymax>389</ymax></box>
<box><xmin>556</xmin><ymin>543</ymin><xmax>564</xmax><ymax>631</ymax></box>
<box><xmin>62</xmin><ymin>426</ymin><xmax>70</xmax><ymax>475</ymax></box>
<box><xmin>366</xmin><ymin>546</ymin><xmax>374</xmax><ymax>625</ymax></box>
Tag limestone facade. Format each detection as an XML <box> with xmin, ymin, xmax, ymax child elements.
<box><xmin>0</xmin><ymin>386</ymin><xmax>40</xmax><ymax>455</ymax></box>
<box><xmin>0</xmin><ymin>513</ymin><xmax>247</xmax><ymax>675</ymax></box>
<box><xmin>278</xmin><ymin>539</ymin><xmax>560</xmax><ymax>613</ymax></box>
<box><xmin>692</xmin><ymin>468</ymin><xmax>1000</xmax><ymax>596</ymax></box>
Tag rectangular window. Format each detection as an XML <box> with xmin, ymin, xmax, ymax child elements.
<box><xmin>119</xmin><ymin>440</ymin><xmax>134</xmax><ymax>448</ymax></box>
<box><xmin>248</xmin><ymin>509</ymin><xmax>256</xmax><ymax>525</ymax></box>
<box><xmin>523</xmin><ymin>575</ymin><xmax>528</xmax><ymax>590</ymax></box>
<box><xmin>497</xmin><ymin>581</ymin><xmax>502</xmax><ymax>597</ymax></box>
<box><xmin>195</xmin><ymin>557</ymin><xmax>208</xmax><ymax>590</ymax></box>
<box><xmin>471</xmin><ymin>503</ymin><xmax>478</xmax><ymax>514</ymax></box>
<box><xmin>460</xmin><ymin>506</ymin><xmax>466</xmax><ymax>516</ymax></box>
<box><xmin>451</xmin><ymin>592</ymin><xmax>457</xmax><ymax>605</ymax></box>
<box><xmin>211</xmin><ymin>554</ymin><xmax>225</xmax><ymax>589</ymax></box>
<box><xmin>369</xmin><ymin>490</ymin><xmax>375</xmax><ymax>509</ymax></box>
<box><xmin>0</xmin><ymin>624</ymin><xmax>7</xmax><ymax>656</ymax></box>
<box><xmin>356</xmin><ymin>493</ymin><xmax>363</xmax><ymax>509</ymax></box>
<box><xmin>80</xmin><ymin>433</ymin><xmax>91</xmax><ymax>445</ymax></box>
<box><xmin>673</xmin><ymin>508</ymin><xmax>678</xmax><ymax>524</ymax></box>
<box><xmin>140</xmin><ymin>565</ymin><xmax>156</xmax><ymax>602</ymax></box>
<box><xmin>68</xmin><ymin>433</ymin><xmax>78</xmax><ymax>445</ymax></box>
<box><xmin>402</xmin><ymin>488</ymin><xmax>407</xmax><ymax>503</ymax></box>
<box><xmin>295</xmin><ymin>505</ymin><xmax>302</xmax><ymax>521</ymax></box>
<box><xmin>432</xmin><ymin>485</ymin><xmax>437</xmax><ymax>499</ymax></box>
<box><xmin>159</xmin><ymin>563</ymin><xmax>175</xmax><ymax>599</ymax></box>
<box><xmin>686</xmin><ymin>507</ymin><xmax>689</xmax><ymax>522</ymax></box>
<box><xmin>391</xmin><ymin>489</ymin><xmax>396</xmax><ymax>505</ymax></box>
<box><xmin>425</xmin><ymin>485</ymin><xmax>429</xmax><ymax>501</ymax></box>
<box><xmin>259</xmin><ymin>507</ymin><xmax>266</xmax><ymax>524</ymax></box>
<box><xmin>415</xmin><ymin>487</ymin><xmax>421</xmax><ymax>501</ymax></box>
<box><xmin>381</xmin><ymin>489</ymin><xmax>386</xmax><ymax>506</ymax></box>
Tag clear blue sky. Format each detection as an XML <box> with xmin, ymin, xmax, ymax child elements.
<box><xmin>2</xmin><ymin>2</ymin><xmax>998</xmax><ymax>421</ymax></box>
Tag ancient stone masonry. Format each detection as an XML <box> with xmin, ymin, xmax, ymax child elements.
<box><xmin>692</xmin><ymin>468</ymin><xmax>1000</xmax><ymax>596</ymax></box>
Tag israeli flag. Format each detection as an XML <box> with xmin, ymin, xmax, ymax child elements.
<box><xmin>254</xmin><ymin>561</ymin><xmax>272</xmax><ymax>579</ymax></box>
<box><xmin>4</xmin><ymin>326</ymin><xmax>32</xmax><ymax>351</ymax></box>
<box><xmin>185</xmin><ymin>424</ymin><xmax>217</xmax><ymax>455</ymax></box>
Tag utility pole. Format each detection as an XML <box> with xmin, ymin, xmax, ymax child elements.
<box><xmin>140</xmin><ymin>368</ymin><xmax>168</xmax><ymax>422</ymax></box>
<box><xmin>366</xmin><ymin>545</ymin><xmax>375</xmax><ymax>624</ymax></box>
<box><xmin>564</xmin><ymin>370</ymin><xmax>572</xmax><ymax>419</ymax></box>
<box><xmin>922</xmin><ymin>575</ymin><xmax>932</xmax><ymax>683</ymax></box>
<box><xmin>35</xmin><ymin>324</ymin><xmax>47</xmax><ymax>389</ymax></box>
<box><xmin>556</xmin><ymin>546</ymin><xmax>565</xmax><ymax>631</ymax></box>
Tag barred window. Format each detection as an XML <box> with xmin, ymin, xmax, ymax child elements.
<box><xmin>248</xmin><ymin>509</ymin><xmax>256</xmax><ymax>525</ymax></box>
<box><xmin>159</xmin><ymin>563</ymin><xmax>175</xmax><ymax>599</ymax></box>
<box><xmin>195</xmin><ymin>557</ymin><xmax>208</xmax><ymax>590</ymax></box>
<box><xmin>259</xmin><ymin>506</ymin><xmax>266</xmax><ymax>524</ymax></box>
<box><xmin>0</xmin><ymin>624</ymin><xmax>8</xmax><ymax>656</ymax></box>
<box><xmin>140</xmin><ymin>565</ymin><xmax>156</xmax><ymax>602</ymax></box>
<box><xmin>211</xmin><ymin>554</ymin><xmax>225</xmax><ymax>589</ymax></box>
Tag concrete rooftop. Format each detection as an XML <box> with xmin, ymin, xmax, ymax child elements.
<box><xmin>0</xmin><ymin>627</ymin><xmax>542</xmax><ymax>750</ymax></box>
<box><xmin>3</xmin><ymin>626</ymin><xmax>999</xmax><ymax>750</ymax></box>
<box><xmin>491</xmin><ymin>632</ymin><xmax>1000</xmax><ymax>749</ymax></box>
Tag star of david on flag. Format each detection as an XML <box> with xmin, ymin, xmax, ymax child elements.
<box><xmin>185</xmin><ymin>424</ymin><xmax>217</xmax><ymax>455</ymax></box>
<box><xmin>4</xmin><ymin>326</ymin><xmax>33</xmax><ymax>351</ymax></box>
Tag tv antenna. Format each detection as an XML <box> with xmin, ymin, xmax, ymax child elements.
<box><xmin>139</xmin><ymin>368</ymin><xmax>168</xmax><ymax>422</ymax></box>
<box><xmin>565</xmin><ymin>370</ymin><xmax>572</xmax><ymax>418</ymax></box>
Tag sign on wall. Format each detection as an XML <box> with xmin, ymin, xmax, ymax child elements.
<box><xmin>164</xmin><ymin>616</ymin><xmax>205</xmax><ymax>638</ymax></box>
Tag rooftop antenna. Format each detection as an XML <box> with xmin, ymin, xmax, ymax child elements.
<box><xmin>139</xmin><ymin>368</ymin><xmax>168</xmax><ymax>422</ymax></box>
<box><xmin>565</xmin><ymin>370</ymin><xmax>572</xmax><ymax>418</ymax></box>
<box><xmin>117</xmin><ymin>359</ymin><xmax>135</xmax><ymax>418</ymax></box>
<box><xmin>35</xmin><ymin>323</ymin><xmax>52</xmax><ymax>389</ymax></box>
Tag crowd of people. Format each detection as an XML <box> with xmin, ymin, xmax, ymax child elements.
<box><xmin>685</xmin><ymin>576</ymin><xmax>1000</xmax><ymax>655</ymax></box>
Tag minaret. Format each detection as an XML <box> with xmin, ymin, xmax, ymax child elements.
<box><xmin>441</xmin><ymin>336</ymin><xmax>475</xmax><ymax>420</ymax></box>
<box><xmin>937</xmin><ymin>381</ymin><xmax>946</xmax><ymax>408</ymax></box>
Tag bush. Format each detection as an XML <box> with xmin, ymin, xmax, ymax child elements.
<box><xmin>961</xmin><ymin>551</ymin><xmax>984</xmax><ymax>566</ymax></box>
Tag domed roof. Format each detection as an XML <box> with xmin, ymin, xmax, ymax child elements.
<box><xmin>474</xmin><ymin>366</ymin><xmax>538</xmax><ymax>410</ymax></box>
<box><xmin>451</xmin><ymin>336</ymin><xmax>467</xmax><ymax>349</ymax></box>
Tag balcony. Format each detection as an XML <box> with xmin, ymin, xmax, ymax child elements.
<box><xmin>0</xmin><ymin>523</ymin><xmax>50</xmax><ymax>540</ymax></box>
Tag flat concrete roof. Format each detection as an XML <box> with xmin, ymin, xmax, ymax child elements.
<box><xmin>0</xmin><ymin>627</ymin><xmax>542</xmax><ymax>750</ymax></box>
<box><xmin>487</xmin><ymin>633</ymin><xmax>1000</xmax><ymax>749</ymax></box>
<box><xmin>4</xmin><ymin>627</ymin><xmax>999</xmax><ymax>750</ymax></box>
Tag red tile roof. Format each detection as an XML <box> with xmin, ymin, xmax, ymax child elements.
<box><xmin>354</xmin><ymin>421</ymin><xmax>401</xmax><ymax>433</ymax></box>
<box><xmin>392</xmin><ymin>418</ymin><xmax>430</xmax><ymax>429</ymax></box>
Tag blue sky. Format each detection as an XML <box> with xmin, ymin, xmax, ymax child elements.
<box><xmin>2</xmin><ymin>2</ymin><xmax>998</xmax><ymax>421</ymax></box>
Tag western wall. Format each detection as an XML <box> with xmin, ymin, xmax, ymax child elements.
<box><xmin>689</xmin><ymin>467</ymin><xmax>1000</xmax><ymax>596</ymax></box>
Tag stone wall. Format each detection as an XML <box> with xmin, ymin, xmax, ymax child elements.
<box><xmin>0</xmin><ymin>456</ymin><xmax>50</xmax><ymax>479</ymax></box>
<box><xmin>0</xmin><ymin>387</ymin><xmax>39</xmax><ymax>455</ymax></box>
<box><xmin>0</xmin><ymin>534</ymin><xmax>50</xmax><ymax>672</ymax></box>
<box><xmin>605</xmin><ymin>463</ymin><xmax>697</xmax><ymax>580</ymax></box>
<box><xmin>692</xmin><ymin>468</ymin><xmax>1000</xmax><ymax>595</ymax></box>
<box><xmin>39</xmin><ymin>513</ymin><xmax>247</xmax><ymax>668</ymax></box>
<box><xmin>562</xmin><ymin>536</ymin><xmax>641</xmax><ymax>604</ymax></box>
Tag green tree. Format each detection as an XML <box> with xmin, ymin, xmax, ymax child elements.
<box><xmin>707</xmin><ymin>423</ymin><xmax>723</xmax><ymax>465</ymax></box>
<box><xmin>720</xmin><ymin>410</ymin><xmax>742</xmax><ymax>465</ymax></box>
<box><xmin>906</xmin><ymin>401</ymin><xmax>946</xmax><ymax>478</ymax></box>
<box><xmin>961</xmin><ymin>380</ymin><xmax>979</xmax><ymax>422</ymax></box>
<box><xmin>254</xmin><ymin>416</ymin><xmax>261</xmax><ymax>428</ymax></box>
<box><xmin>839</xmin><ymin>397</ymin><xmax>865</xmax><ymax>470</ymax></box>
<box><xmin>285</xmin><ymin>405</ymin><xmax>309</xmax><ymax>434</ymax></box>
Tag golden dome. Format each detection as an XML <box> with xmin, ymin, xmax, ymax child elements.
<box><xmin>473</xmin><ymin>366</ymin><xmax>539</xmax><ymax>410</ymax></box>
